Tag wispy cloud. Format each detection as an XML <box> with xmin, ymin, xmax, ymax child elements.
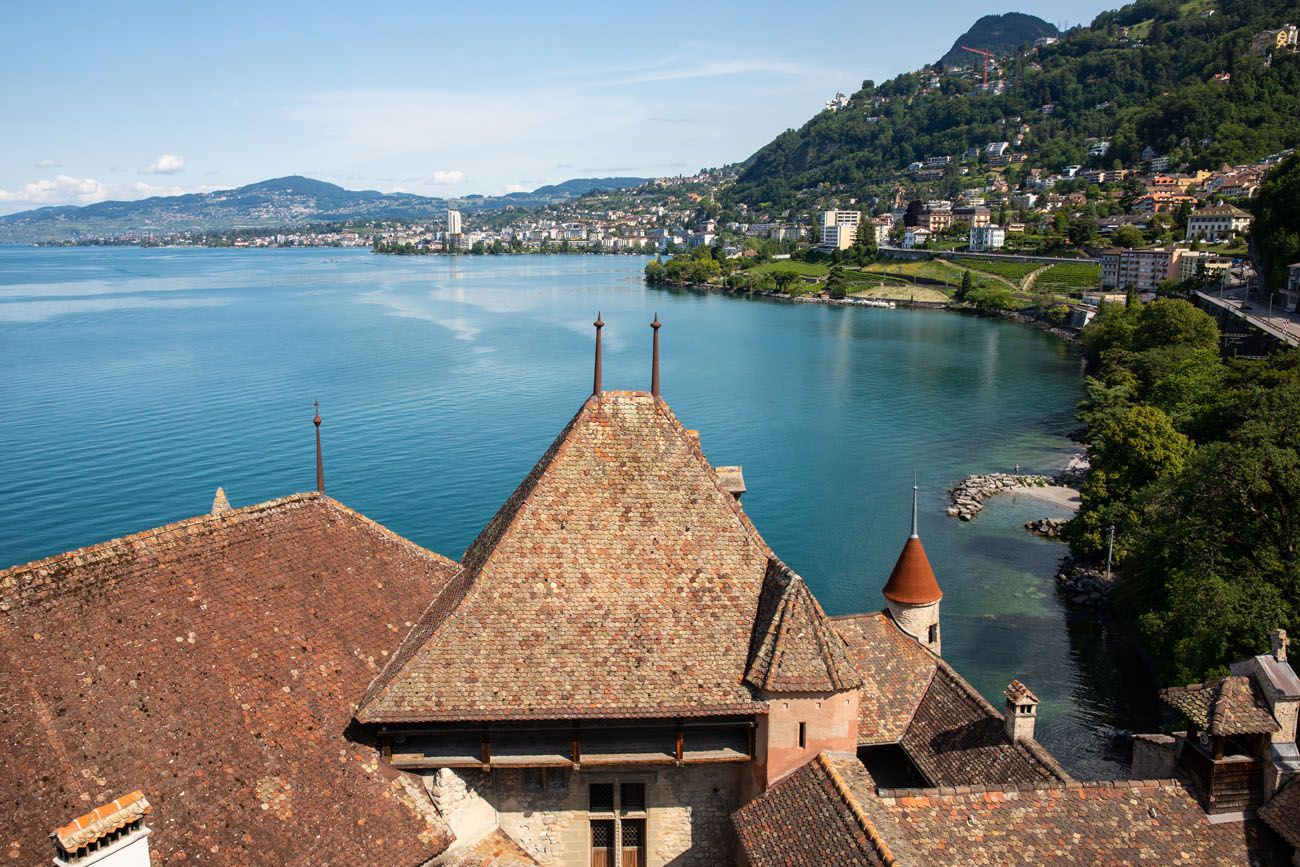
<box><xmin>141</xmin><ymin>154</ymin><xmax>186</xmax><ymax>174</ymax></box>
<box><xmin>504</xmin><ymin>183</ymin><xmax>531</xmax><ymax>193</ymax></box>
<box><xmin>606</xmin><ymin>58</ymin><xmax>812</xmax><ymax>85</ymax></box>
<box><xmin>34</xmin><ymin>159</ymin><xmax>61</xmax><ymax>169</ymax></box>
<box><xmin>431</xmin><ymin>169</ymin><xmax>465</xmax><ymax>185</ymax></box>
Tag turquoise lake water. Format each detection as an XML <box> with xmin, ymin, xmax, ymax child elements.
<box><xmin>0</xmin><ymin>246</ymin><xmax>1157</xmax><ymax>778</ymax></box>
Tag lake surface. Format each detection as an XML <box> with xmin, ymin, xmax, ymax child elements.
<box><xmin>0</xmin><ymin>247</ymin><xmax>1156</xmax><ymax>778</ymax></box>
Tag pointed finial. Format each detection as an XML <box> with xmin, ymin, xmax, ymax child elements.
<box><xmin>910</xmin><ymin>479</ymin><xmax>919</xmax><ymax>539</ymax></box>
<box><xmin>314</xmin><ymin>401</ymin><xmax>325</xmax><ymax>494</ymax></box>
<box><xmin>593</xmin><ymin>312</ymin><xmax>604</xmax><ymax>396</ymax></box>
<box><xmin>211</xmin><ymin>486</ymin><xmax>231</xmax><ymax>515</ymax></box>
<box><xmin>650</xmin><ymin>313</ymin><xmax>662</xmax><ymax>397</ymax></box>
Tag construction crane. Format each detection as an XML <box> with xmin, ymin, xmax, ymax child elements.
<box><xmin>961</xmin><ymin>45</ymin><xmax>996</xmax><ymax>89</ymax></box>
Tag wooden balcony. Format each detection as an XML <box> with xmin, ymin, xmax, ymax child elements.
<box><xmin>380</xmin><ymin>717</ymin><xmax>753</xmax><ymax>771</ymax></box>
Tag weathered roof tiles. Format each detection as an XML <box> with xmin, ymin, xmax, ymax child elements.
<box><xmin>356</xmin><ymin>392</ymin><xmax>858</xmax><ymax>723</ymax></box>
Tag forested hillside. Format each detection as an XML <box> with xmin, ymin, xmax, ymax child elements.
<box><xmin>730</xmin><ymin>0</ymin><xmax>1300</xmax><ymax>209</ymax></box>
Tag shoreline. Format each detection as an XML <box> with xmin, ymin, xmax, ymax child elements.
<box><xmin>647</xmin><ymin>277</ymin><xmax>1084</xmax><ymax>345</ymax></box>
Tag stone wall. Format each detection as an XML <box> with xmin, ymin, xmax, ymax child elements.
<box><xmin>1131</xmin><ymin>733</ymin><xmax>1178</xmax><ymax>779</ymax></box>
<box><xmin>423</xmin><ymin>764</ymin><xmax>743</xmax><ymax>867</ymax></box>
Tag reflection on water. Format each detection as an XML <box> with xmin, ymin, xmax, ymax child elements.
<box><xmin>0</xmin><ymin>246</ymin><xmax>1153</xmax><ymax>778</ymax></box>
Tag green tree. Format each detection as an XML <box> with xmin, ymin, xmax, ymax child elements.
<box><xmin>826</xmin><ymin>266</ymin><xmax>849</xmax><ymax>300</ymax></box>
<box><xmin>1252</xmin><ymin>152</ymin><xmax>1300</xmax><ymax>291</ymax></box>
<box><xmin>1113</xmin><ymin>224</ymin><xmax>1145</xmax><ymax>248</ymax></box>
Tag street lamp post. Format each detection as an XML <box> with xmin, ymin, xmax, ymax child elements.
<box><xmin>1105</xmin><ymin>525</ymin><xmax>1116</xmax><ymax>582</ymax></box>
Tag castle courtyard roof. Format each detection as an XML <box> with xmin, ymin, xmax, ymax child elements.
<box><xmin>0</xmin><ymin>493</ymin><xmax>458</xmax><ymax>866</ymax></box>
<box><xmin>356</xmin><ymin>392</ymin><xmax>859</xmax><ymax>724</ymax></box>
<box><xmin>734</xmin><ymin>751</ymin><xmax>1271</xmax><ymax>866</ymax></box>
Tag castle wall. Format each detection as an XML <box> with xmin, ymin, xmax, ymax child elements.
<box><xmin>754</xmin><ymin>691</ymin><xmax>861</xmax><ymax>789</ymax></box>
<box><xmin>886</xmin><ymin>600</ymin><xmax>940</xmax><ymax>655</ymax></box>
<box><xmin>424</xmin><ymin>764</ymin><xmax>742</xmax><ymax>867</ymax></box>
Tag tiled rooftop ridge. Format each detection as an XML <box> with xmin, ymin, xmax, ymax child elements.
<box><xmin>0</xmin><ymin>492</ymin><xmax>457</xmax><ymax>613</ymax></box>
<box><xmin>816</xmin><ymin>753</ymin><xmax>897</xmax><ymax>866</ymax></box>
<box><xmin>53</xmin><ymin>790</ymin><xmax>150</xmax><ymax>852</ymax></box>
<box><xmin>874</xmin><ymin>777</ymin><xmax>1189</xmax><ymax>800</ymax></box>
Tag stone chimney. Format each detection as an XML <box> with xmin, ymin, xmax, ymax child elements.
<box><xmin>52</xmin><ymin>791</ymin><xmax>152</xmax><ymax>867</ymax></box>
<box><xmin>1003</xmin><ymin>680</ymin><xmax>1040</xmax><ymax>742</ymax></box>
<box><xmin>1273</xmin><ymin>629</ymin><xmax>1289</xmax><ymax>663</ymax></box>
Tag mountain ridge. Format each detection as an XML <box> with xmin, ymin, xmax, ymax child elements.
<box><xmin>0</xmin><ymin>174</ymin><xmax>648</xmax><ymax>241</ymax></box>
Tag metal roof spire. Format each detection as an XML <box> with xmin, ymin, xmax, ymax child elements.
<box><xmin>911</xmin><ymin>478</ymin><xmax>919</xmax><ymax>539</ymax></box>
<box><xmin>650</xmin><ymin>313</ymin><xmax>661</xmax><ymax>397</ymax></box>
<box><xmin>314</xmin><ymin>401</ymin><xmax>325</xmax><ymax>494</ymax></box>
<box><xmin>592</xmin><ymin>312</ymin><xmax>604</xmax><ymax>396</ymax></box>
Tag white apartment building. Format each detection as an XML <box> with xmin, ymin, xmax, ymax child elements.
<box><xmin>903</xmin><ymin>227</ymin><xmax>932</xmax><ymax>249</ymax></box>
<box><xmin>447</xmin><ymin>208</ymin><xmax>463</xmax><ymax>235</ymax></box>
<box><xmin>969</xmin><ymin>225</ymin><xmax>1007</xmax><ymax>252</ymax></box>
<box><xmin>1185</xmin><ymin>204</ymin><xmax>1252</xmax><ymax>242</ymax></box>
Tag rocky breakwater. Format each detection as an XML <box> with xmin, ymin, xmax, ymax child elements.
<box><xmin>947</xmin><ymin>473</ymin><xmax>1052</xmax><ymax>521</ymax></box>
<box><xmin>1026</xmin><ymin>517</ymin><xmax>1067</xmax><ymax>538</ymax></box>
<box><xmin>1055</xmin><ymin>555</ymin><xmax>1113</xmax><ymax>608</ymax></box>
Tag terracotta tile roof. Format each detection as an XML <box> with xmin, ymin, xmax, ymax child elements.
<box><xmin>868</xmin><ymin>778</ymin><xmax>1270</xmax><ymax>865</ymax></box>
<box><xmin>1260</xmin><ymin>778</ymin><xmax>1300</xmax><ymax>849</ymax></box>
<box><xmin>900</xmin><ymin>662</ymin><xmax>1071</xmax><ymax>786</ymax></box>
<box><xmin>736</xmin><ymin>752</ymin><xmax>1273</xmax><ymax>866</ymax></box>
<box><xmin>54</xmin><ymin>791</ymin><xmax>151</xmax><ymax>852</ymax></box>
<box><xmin>744</xmin><ymin>559</ymin><xmax>862</xmax><ymax>693</ymax></box>
<box><xmin>357</xmin><ymin>392</ymin><xmax>856</xmax><ymax>723</ymax></box>
<box><xmin>446</xmin><ymin>829</ymin><xmax>543</xmax><ymax>866</ymax></box>
<box><xmin>882</xmin><ymin>538</ymin><xmax>942</xmax><ymax>605</ymax></box>
<box><xmin>732</xmin><ymin>752</ymin><xmax>895</xmax><ymax>866</ymax></box>
<box><xmin>832</xmin><ymin>613</ymin><xmax>937</xmax><ymax>745</ymax></box>
<box><xmin>0</xmin><ymin>493</ymin><xmax>458</xmax><ymax>866</ymax></box>
<box><xmin>1160</xmin><ymin>675</ymin><xmax>1281</xmax><ymax>735</ymax></box>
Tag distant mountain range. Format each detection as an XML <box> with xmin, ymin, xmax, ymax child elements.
<box><xmin>0</xmin><ymin>175</ymin><xmax>648</xmax><ymax>242</ymax></box>
<box><xmin>939</xmin><ymin>13</ymin><xmax>1060</xmax><ymax>67</ymax></box>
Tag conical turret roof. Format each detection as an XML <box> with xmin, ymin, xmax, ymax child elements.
<box><xmin>882</xmin><ymin>485</ymin><xmax>942</xmax><ymax>605</ymax></box>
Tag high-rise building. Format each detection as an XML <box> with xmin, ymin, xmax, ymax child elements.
<box><xmin>819</xmin><ymin>210</ymin><xmax>861</xmax><ymax>250</ymax></box>
<box><xmin>446</xmin><ymin>208</ymin><xmax>463</xmax><ymax>236</ymax></box>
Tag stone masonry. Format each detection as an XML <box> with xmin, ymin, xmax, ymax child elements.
<box><xmin>423</xmin><ymin>765</ymin><xmax>742</xmax><ymax>867</ymax></box>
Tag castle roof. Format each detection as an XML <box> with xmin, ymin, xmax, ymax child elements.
<box><xmin>1260</xmin><ymin>778</ymin><xmax>1300</xmax><ymax>851</ymax></box>
<box><xmin>882</xmin><ymin>538</ymin><xmax>942</xmax><ymax>605</ymax></box>
<box><xmin>0</xmin><ymin>493</ymin><xmax>457</xmax><ymax>866</ymax></box>
<box><xmin>734</xmin><ymin>751</ymin><xmax>1268</xmax><ymax>866</ymax></box>
<box><xmin>744</xmin><ymin>561</ymin><xmax>863</xmax><ymax>693</ymax></box>
<box><xmin>832</xmin><ymin>613</ymin><xmax>1069</xmax><ymax>786</ymax></box>
<box><xmin>356</xmin><ymin>392</ymin><xmax>858</xmax><ymax>724</ymax></box>
<box><xmin>1160</xmin><ymin>675</ymin><xmax>1280</xmax><ymax>735</ymax></box>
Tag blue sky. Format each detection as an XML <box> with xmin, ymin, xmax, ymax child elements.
<box><xmin>0</xmin><ymin>1</ymin><xmax>1117</xmax><ymax>214</ymax></box>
